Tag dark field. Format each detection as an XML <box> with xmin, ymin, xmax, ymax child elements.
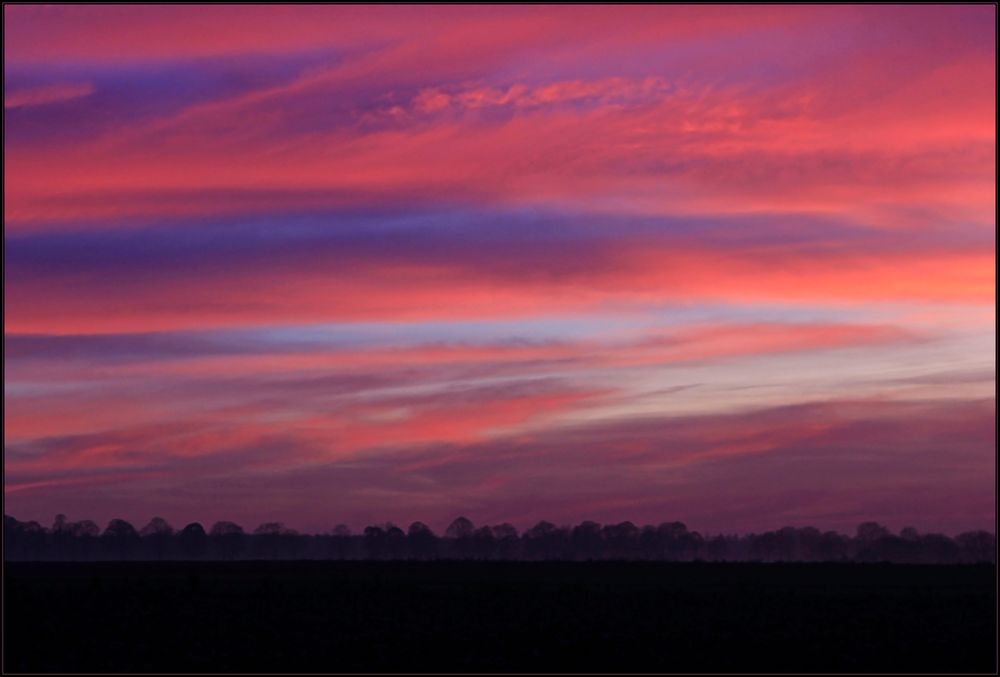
<box><xmin>5</xmin><ymin>561</ymin><xmax>996</xmax><ymax>673</ymax></box>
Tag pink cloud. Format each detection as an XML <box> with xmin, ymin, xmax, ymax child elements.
<box><xmin>3</xmin><ymin>5</ymin><xmax>994</xmax><ymax>534</ymax></box>
<box><xmin>4</xmin><ymin>82</ymin><xmax>94</xmax><ymax>108</ymax></box>
<box><xmin>5</xmin><ymin>242</ymin><xmax>992</xmax><ymax>335</ymax></box>
<box><xmin>4</xmin><ymin>9</ymin><xmax>993</xmax><ymax>231</ymax></box>
<box><xmin>4</xmin><ymin>396</ymin><xmax>994</xmax><ymax>535</ymax></box>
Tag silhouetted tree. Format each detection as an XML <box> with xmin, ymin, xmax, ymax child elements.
<box><xmin>856</xmin><ymin>521</ymin><xmax>890</xmax><ymax>544</ymax></box>
<box><xmin>471</xmin><ymin>526</ymin><xmax>497</xmax><ymax>559</ymax></box>
<box><xmin>524</xmin><ymin>521</ymin><xmax>567</xmax><ymax>560</ymax></box>
<box><xmin>5</xmin><ymin>515</ymin><xmax>21</xmax><ymax>554</ymax></box>
<box><xmin>71</xmin><ymin>520</ymin><xmax>100</xmax><ymax>538</ymax></box>
<box><xmin>209</xmin><ymin>521</ymin><xmax>246</xmax><ymax>560</ymax></box>
<box><xmin>329</xmin><ymin>524</ymin><xmax>353</xmax><ymax>559</ymax></box>
<box><xmin>751</xmin><ymin>531</ymin><xmax>780</xmax><ymax>562</ymax></box>
<box><xmin>773</xmin><ymin>527</ymin><xmax>799</xmax><ymax>561</ymax></box>
<box><xmin>363</xmin><ymin>525</ymin><xmax>386</xmax><ymax>559</ymax></box>
<box><xmin>50</xmin><ymin>514</ymin><xmax>72</xmax><ymax>560</ymax></box>
<box><xmin>140</xmin><ymin>517</ymin><xmax>175</xmax><ymax>560</ymax></box>
<box><xmin>446</xmin><ymin>517</ymin><xmax>476</xmax><ymax>558</ymax></box>
<box><xmin>2</xmin><ymin>511</ymin><xmax>990</xmax><ymax>563</ymax></box>
<box><xmin>571</xmin><ymin>521</ymin><xmax>603</xmax><ymax>560</ymax></box>
<box><xmin>491</xmin><ymin>523</ymin><xmax>521</xmax><ymax>559</ymax></box>
<box><xmin>657</xmin><ymin>521</ymin><xmax>689</xmax><ymax>560</ymax></box>
<box><xmin>679</xmin><ymin>530</ymin><xmax>704</xmax><ymax>560</ymax></box>
<box><xmin>407</xmin><ymin>522</ymin><xmax>438</xmax><ymax>559</ymax></box>
<box><xmin>5</xmin><ymin>516</ymin><xmax>46</xmax><ymax>560</ymax></box>
<box><xmin>918</xmin><ymin>533</ymin><xmax>959</xmax><ymax>564</ymax></box>
<box><xmin>637</xmin><ymin>525</ymin><xmax>656</xmax><ymax>560</ymax></box>
<box><xmin>853</xmin><ymin>522</ymin><xmax>893</xmax><ymax>561</ymax></box>
<box><xmin>253</xmin><ymin>522</ymin><xmax>298</xmax><ymax>559</ymax></box>
<box><xmin>179</xmin><ymin>522</ymin><xmax>208</xmax><ymax>560</ymax></box>
<box><xmin>861</xmin><ymin>535</ymin><xmax>915</xmax><ymax>563</ymax></box>
<box><xmin>70</xmin><ymin>519</ymin><xmax>100</xmax><ymax>560</ymax></box>
<box><xmin>797</xmin><ymin>527</ymin><xmax>822</xmax><ymax>561</ymax></box>
<box><xmin>384</xmin><ymin>523</ymin><xmax>407</xmax><ymax>559</ymax></box>
<box><xmin>445</xmin><ymin>516</ymin><xmax>475</xmax><ymax>539</ymax></box>
<box><xmin>102</xmin><ymin>519</ymin><xmax>140</xmax><ymax>560</ymax></box>
<box><xmin>602</xmin><ymin>521</ymin><xmax>640</xmax><ymax>559</ymax></box>
<box><xmin>816</xmin><ymin>530</ymin><xmax>849</xmax><ymax>561</ymax></box>
<box><xmin>706</xmin><ymin>535</ymin><xmax>730</xmax><ymax>561</ymax></box>
<box><xmin>956</xmin><ymin>530</ymin><xmax>995</xmax><ymax>562</ymax></box>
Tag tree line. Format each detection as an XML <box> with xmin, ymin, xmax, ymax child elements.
<box><xmin>4</xmin><ymin>514</ymin><xmax>994</xmax><ymax>563</ymax></box>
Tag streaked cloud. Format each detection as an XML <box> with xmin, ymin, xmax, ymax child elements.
<box><xmin>3</xmin><ymin>5</ymin><xmax>994</xmax><ymax>533</ymax></box>
<box><xmin>4</xmin><ymin>81</ymin><xmax>94</xmax><ymax>108</ymax></box>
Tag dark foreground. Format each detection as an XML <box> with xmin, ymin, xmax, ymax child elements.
<box><xmin>5</xmin><ymin>561</ymin><xmax>995</xmax><ymax>673</ymax></box>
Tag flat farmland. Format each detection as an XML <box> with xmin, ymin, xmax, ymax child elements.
<box><xmin>5</xmin><ymin>561</ymin><xmax>995</xmax><ymax>673</ymax></box>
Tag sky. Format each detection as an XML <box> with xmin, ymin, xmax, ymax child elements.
<box><xmin>3</xmin><ymin>5</ymin><xmax>996</xmax><ymax>536</ymax></box>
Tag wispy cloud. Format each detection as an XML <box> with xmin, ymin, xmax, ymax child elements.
<box><xmin>3</xmin><ymin>5</ymin><xmax>994</xmax><ymax>532</ymax></box>
<box><xmin>4</xmin><ymin>81</ymin><xmax>94</xmax><ymax>108</ymax></box>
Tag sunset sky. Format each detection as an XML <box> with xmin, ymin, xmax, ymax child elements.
<box><xmin>4</xmin><ymin>5</ymin><xmax>995</xmax><ymax>535</ymax></box>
